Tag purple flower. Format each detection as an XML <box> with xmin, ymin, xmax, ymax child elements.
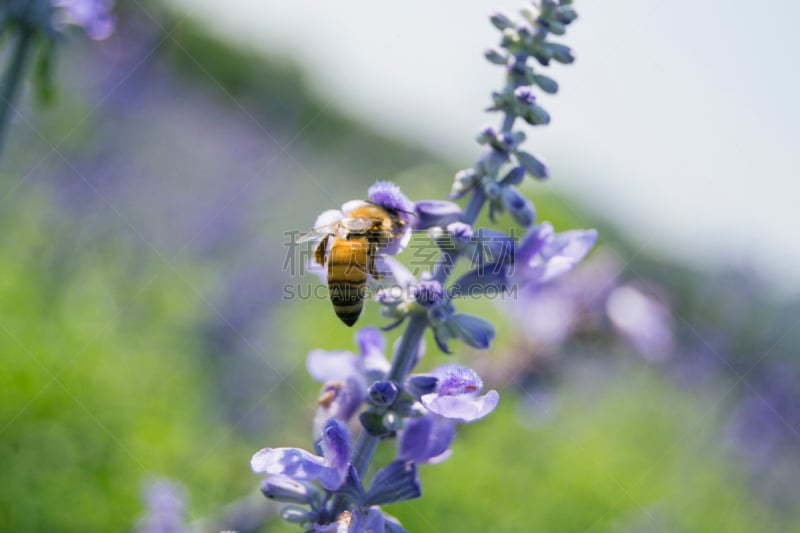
<box><xmin>413</xmin><ymin>200</ymin><xmax>463</xmax><ymax>230</ymax></box>
<box><xmin>135</xmin><ymin>479</ymin><xmax>189</xmax><ymax>533</ymax></box>
<box><xmin>308</xmin><ymin>327</ymin><xmax>390</xmax><ymax>383</ymax></box>
<box><xmin>606</xmin><ymin>285</ymin><xmax>674</xmax><ymax>361</ymax></box>
<box><xmin>447</xmin><ymin>222</ymin><xmax>474</xmax><ymax>244</ymax></box>
<box><xmin>413</xmin><ymin>277</ymin><xmax>444</xmax><ymax>308</ymax></box>
<box><xmin>513</xmin><ymin>222</ymin><xmax>597</xmax><ymax>288</ymax></box>
<box><xmin>260</xmin><ymin>475</ymin><xmax>319</xmax><ymax>505</ymax></box>
<box><xmin>307</xmin><ymin>328</ymin><xmax>391</xmax><ymax>429</ymax></box>
<box><xmin>52</xmin><ymin>0</ymin><xmax>115</xmax><ymax>40</ymax></box>
<box><xmin>368</xmin><ymin>181</ymin><xmax>414</xmax><ymax>220</ymax></box>
<box><xmin>251</xmin><ymin>419</ymin><xmax>352</xmax><ymax>491</ymax></box>
<box><xmin>420</xmin><ymin>365</ymin><xmax>499</xmax><ymax>422</ymax></box>
<box><xmin>398</xmin><ymin>414</ymin><xmax>456</xmax><ymax>464</ymax></box>
<box><xmin>514</xmin><ymin>87</ymin><xmax>536</xmax><ymax>104</ymax></box>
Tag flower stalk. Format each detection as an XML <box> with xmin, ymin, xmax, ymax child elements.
<box><xmin>251</xmin><ymin>2</ymin><xmax>596</xmax><ymax>531</ymax></box>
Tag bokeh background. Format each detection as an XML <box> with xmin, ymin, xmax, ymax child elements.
<box><xmin>1</xmin><ymin>0</ymin><xmax>798</xmax><ymax>531</ymax></box>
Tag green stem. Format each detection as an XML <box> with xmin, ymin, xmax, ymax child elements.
<box><xmin>0</xmin><ymin>27</ymin><xmax>35</xmax><ymax>158</ymax></box>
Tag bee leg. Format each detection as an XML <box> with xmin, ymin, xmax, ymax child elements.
<box><xmin>367</xmin><ymin>244</ymin><xmax>384</xmax><ymax>280</ymax></box>
<box><xmin>314</xmin><ymin>236</ymin><xmax>330</xmax><ymax>267</ymax></box>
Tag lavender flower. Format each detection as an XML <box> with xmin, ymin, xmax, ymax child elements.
<box><xmin>307</xmin><ymin>328</ymin><xmax>391</xmax><ymax>431</ymax></box>
<box><xmin>398</xmin><ymin>414</ymin><xmax>456</xmax><ymax>464</ymax></box>
<box><xmin>51</xmin><ymin>0</ymin><xmax>115</xmax><ymax>39</ymax></box>
<box><xmin>135</xmin><ymin>479</ymin><xmax>190</xmax><ymax>533</ymax></box>
<box><xmin>251</xmin><ymin>419</ymin><xmax>352</xmax><ymax>492</ymax></box>
<box><xmin>252</xmin><ymin>2</ymin><xmax>589</xmax><ymax>529</ymax></box>
<box><xmin>419</xmin><ymin>364</ymin><xmax>499</xmax><ymax>422</ymax></box>
<box><xmin>513</xmin><ymin>222</ymin><xmax>598</xmax><ymax>288</ymax></box>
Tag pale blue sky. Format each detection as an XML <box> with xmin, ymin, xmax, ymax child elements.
<box><xmin>167</xmin><ymin>0</ymin><xmax>800</xmax><ymax>296</ymax></box>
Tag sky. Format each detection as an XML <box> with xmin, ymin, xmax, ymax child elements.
<box><xmin>166</xmin><ymin>0</ymin><xmax>800</xmax><ymax>296</ymax></box>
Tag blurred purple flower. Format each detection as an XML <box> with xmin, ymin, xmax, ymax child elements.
<box><xmin>513</xmin><ymin>222</ymin><xmax>597</xmax><ymax>288</ymax></box>
<box><xmin>606</xmin><ymin>284</ymin><xmax>674</xmax><ymax>361</ymax></box>
<box><xmin>52</xmin><ymin>0</ymin><xmax>115</xmax><ymax>40</ymax></box>
<box><xmin>135</xmin><ymin>479</ymin><xmax>189</xmax><ymax>533</ymax></box>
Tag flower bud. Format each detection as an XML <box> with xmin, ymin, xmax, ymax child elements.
<box><xmin>261</xmin><ymin>476</ymin><xmax>318</xmax><ymax>504</ymax></box>
<box><xmin>519</xmin><ymin>5</ymin><xmax>540</xmax><ymax>23</ymax></box>
<box><xmin>500</xmin><ymin>166</ymin><xmax>526</xmax><ymax>186</ymax></box>
<box><xmin>483</xmin><ymin>180</ymin><xmax>502</xmax><ymax>200</ymax></box>
<box><xmin>537</xmin><ymin>17</ymin><xmax>566</xmax><ymax>36</ymax></box>
<box><xmin>548</xmin><ymin>43</ymin><xmax>575</xmax><ymax>64</ymax></box>
<box><xmin>555</xmin><ymin>6</ymin><xmax>578</xmax><ymax>25</ymax></box>
<box><xmin>476</xmin><ymin>125</ymin><xmax>498</xmax><ymax>144</ymax></box>
<box><xmin>413</xmin><ymin>200</ymin><xmax>462</xmax><ymax>230</ymax></box>
<box><xmin>515</xmin><ymin>150</ymin><xmax>550</xmax><ymax>179</ymax></box>
<box><xmin>281</xmin><ymin>505</ymin><xmax>315</xmax><ymax>524</ymax></box>
<box><xmin>489</xmin><ymin>11</ymin><xmax>514</xmax><ymax>30</ymax></box>
<box><xmin>484</xmin><ymin>48</ymin><xmax>508</xmax><ymax>65</ymax></box>
<box><xmin>450</xmin><ymin>168</ymin><xmax>478</xmax><ymax>199</ymax></box>
<box><xmin>514</xmin><ymin>87</ymin><xmax>536</xmax><ymax>105</ymax></box>
<box><xmin>502</xmin><ymin>186</ymin><xmax>536</xmax><ymax>227</ymax></box>
<box><xmin>446</xmin><ymin>222</ymin><xmax>474</xmax><ymax>245</ymax></box>
<box><xmin>414</xmin><ymin>278</ymin><xmax>445</xmax><ymax>308</ymax></box>
<box><xmin>368</xmin><ymin>380</ymin><xmax>399</xmax><ymax>407</ymax></box>
<box><xmin>534</xmin><ymin>74</ymin><xmax>559</xmax><ymax>94</ymax></box>
<box><xmin>523</xmin><ymin>104</ymin><xmax>551</xmax><ymax>126</ymax></box>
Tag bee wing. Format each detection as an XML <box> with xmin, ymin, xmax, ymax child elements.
<box><xmin>339</xmin><ymin>217</ymin><xmax>383</xmax><ymax>233</ymax></box>
<box><xmin>297</xmin><ymin>209</ymin><xmax>348</xmax><ymax>243</ymax></box>
<box><xmin>297</xmin><ymin>228</ymin><xmax>335</xmax><ymax>243</ymax></box>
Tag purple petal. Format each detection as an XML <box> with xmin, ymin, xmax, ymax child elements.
<box><xmin>307</xmin><ymin>350</ymin><xmax>358</xmax><ymax>382</ymax></box>
<box><xmin>516</xmin><ymin>222</ymin><xmax>554</xmax><ymax>265</ymax></box>
<box><xmin>384</xmin><ymin>513</ymin><xmax>409</xmax><ymax>533</ymax></box>
<box><xmin>606</xmin><ymin>285</ymin><xmax>673</xmax><ymax>361</ymax></box>
<box><xmin>399</xmin><ymin>415</ymin><xmax>456</xmax><ymax>463</ymax></box>
<box><xmin>364</xmin><ymin>460</ymin><xmax>421</xmax><ymax>505</ymax></box>
<box><xmin>353</xmin><ymin>507</ymin><xmax>386</xmax><ymax>533</ymax></box>
<box><xmin>434</xmin><ymin>364</ymin><xmax>483</xmax><ymax>396</ymax></box>
<box><xmin>250</xmin><ymin>447</ymin><xmax>340</xmax><ymax>489</ymax></box>
<box><xmin>260</xmin><ymin>475</ymin><xmax>317</xmax><ymax>504</ymax></box>
<box><xmin>543</xmin><ymin>228</ymin><xmax>598</xmax><ymax>264</ymax></box>
<box><xmin>318</xmin><ymin>376</ymin><xmax>367</xmax><ymax>422</ymax></box>
<box><xmin>356</xmin><ymin>327</ymin><xmax>390</xmax><ymax>377</ymax></box>
<box><xmin>447</xmin><ymin>313</ymin><xmax>496</xmax><ymax>349</ymax></box>
<box><xmin>421</xmin><ymin>390</ymin><xmax>500</xmax><ymax>422</ymax></box>
<box><xmin>447</xmin><ymin>222</ymin><xmax>474</xmax><ymax>244</ymax></box>
<box><xmin>320</xmin><ymin>419</ymin><xmax>351</xmax><ymax>472</ymax></box>
<box><xmin>368</xmin><ymin>181</ymin><xmax>414</xmax><ymax>216</ymax></box>
<box><xmin>375</xmin><ymin>257</ymin><xmax>416</xmax><ymax>303</ymax></box>
<box><xmin>413</xmin><ymin>200</ymin><xmax>463</xmax><ymax>230</ymax></box>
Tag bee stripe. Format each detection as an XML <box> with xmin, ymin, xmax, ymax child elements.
<box><xmin>328</xmin><ymin>238</ymin><xmax>369</xmax><ymax>327</ymax></box>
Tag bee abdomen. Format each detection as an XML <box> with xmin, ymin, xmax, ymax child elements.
<box><xmin>328</xmin><ymin>281</ymin><xmax>366</xmax><ymax>326</ymax></box>
<box><xmin>328</xmin><ymin>238</ymin><xmax>369</xmax><ymax>327</ymax></box>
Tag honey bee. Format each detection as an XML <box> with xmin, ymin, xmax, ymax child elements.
<box><xmin>299</xmin><ymin>202</ymin><xmax>409</xmax><ymax>326</ymax></box>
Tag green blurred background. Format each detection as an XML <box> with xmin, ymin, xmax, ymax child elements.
<box><xmin>1</xmin><ymin>1</ymin><xmax>798</xmax><ymax>532</ymax></box>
